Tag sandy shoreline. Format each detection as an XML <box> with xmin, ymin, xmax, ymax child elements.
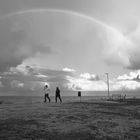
<box><xmin>0</xmin><ymin>96</ymin><xmax>140</xmax><ymax>139</ymax></box>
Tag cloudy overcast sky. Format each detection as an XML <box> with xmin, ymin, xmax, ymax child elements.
<box><xmin>0</xmin><ymin>0</ymin><xmax>140</xmax><ymax>95</ymax></box>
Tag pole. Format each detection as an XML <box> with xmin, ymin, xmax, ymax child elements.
<box><xmin>78</xmin><ymin>91</ymin><xmax>81</xmax><ymax>102</ymax></box>
<box><xmin>105</xmin><ymin>73</ymin><xmax>110</xmax><ymax>98</ymax></box>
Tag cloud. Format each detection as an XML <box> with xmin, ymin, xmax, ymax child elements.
<box><xmin>80</xmin><ymin>73</ymin><xmax>100</xmax><ymax>81</ymax></box>
<box><xmin>1</xmin><ymin>9</ymin><xmax>134</xmax><ymax>73</ymax></box>
<box><xmin>0</xmin><ymin>65</ymin><xmax>46</xmax><ymax>92</ymax></box>
<box><xmin>1</xmin><ymin>9</ymin><xmax>135</xmax><ymax>73</ymax></box>
<box><xmin>117</xmin><ymin>70</ymin><xmax>140</xmax><ymax>82</ymax></box>
<box><xmin>2</xmin><ymin>63</ymin><xmax>140</xmax><ymax>93</ymax></box>
<box><xmin>62</xmin><ymin>67</ymin><xmax>76</xmax><ymax>72</ymax></box>
<box><xmin>1</xmin><ymin>6</ymin><xmax>140</xmax><ymax>76</ymax></box>
<box><xmin>0</xmin><ymin>64</ymin><xmax>75</xmax><ymax>93</ymax></box>
<box><xmin>101</xmin><ymin>26</ymin><xmax>132</xmax><ymax>67</ymax></box>
<box><xmin>11</xmin><ymin>80</ymin><xmax>24</xmax><ymax>88</ymax></box>
<box><xmin>124</xmin><ymin>22</ymin><xmax>140</xmax><ymax>70</ymax></box>
<box><xmin>35</xmin><ymin>73</ymin><xmax>48</xmax><ymax>78</ymax></box>
<box><xmin>0</xmin><ymin>63</ymin><xmax>107</xmax><ymax>93</ymax></box>
<box><xmin>111</xmin><ymin>80</ymin><xmax>140</xmax><ymax>91</ymax></box>
<box><xmin>66</xmin><ymin>75</ymin><xmax>106</xmax><ymax>91</ymax></box>
<box><xmin>37</xmin><ymin>67</ymin><xmax>74</xmax><ymax>89</ymax></box>
<box><xmin>109</xmin><ymin>70</ymin><xmax>140</xmax><ymax>91</ymax></box>
<box><xmin>102</xmin><ymin>19</ymin><xmax>140</xmax><ymax>70</ymax></box>
<box><xmin>66</xmin><ymin>70</ymin><xmax>140</xmax><ymax>91</ymax></box>
<box><xmin>0</xmin><ymin>14</ymin><xmax>53</xmax><ymax>72</ymax></box>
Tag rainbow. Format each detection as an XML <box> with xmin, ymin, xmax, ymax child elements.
<box><xmin>0</xmin><ymin>8</ymin><xmax>120</xmax><ymax>34</ymax></box>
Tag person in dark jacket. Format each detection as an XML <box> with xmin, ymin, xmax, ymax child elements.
<box><xmin>55</xmin><ymin>87</ymin><xmax>62</xmax><ymax>103</ymax></box>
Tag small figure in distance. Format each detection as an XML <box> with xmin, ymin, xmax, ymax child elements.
<box><xmin>78</xmin><ymin>91</ymin><xmax>81</xmax><ymax>102</ymax></box>
<box><xmin>55</xmin><ymin>86</ymin><xmax>62</xmax><ymax>103</ymax></box>
<box><xmin>44</xmin><ymin>85</ymin><xmax>51</xmax><ymax>103</ymax></box>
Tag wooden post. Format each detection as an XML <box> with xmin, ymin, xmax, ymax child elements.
<box><xmin>78</xmin><ymin>91</ymin><xmax>81</xmax><ymax>102</ymax></box>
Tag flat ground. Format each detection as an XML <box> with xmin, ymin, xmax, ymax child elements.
<box><xmin>0</xmin><ymin>97</ymin><xmax>140</xmax><ymax>140</ymax></box>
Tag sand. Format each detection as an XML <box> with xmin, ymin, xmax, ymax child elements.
<box><xmin>0</xmin><ymin>96</ymin><xmax>140</xmax><ymax>140</ymax></box>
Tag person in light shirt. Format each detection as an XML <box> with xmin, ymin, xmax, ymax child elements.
<box><xmin>43</xmin><ymin>85</ymin><xmax>51</xmax><ymax>102</ymax></box>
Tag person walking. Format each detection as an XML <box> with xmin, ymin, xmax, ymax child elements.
<box><xmin>44</xmin><ymin>85</ymin><xmax>51</xmax><ymax>102</ymax></box>
<box><xmin>55</xmin><ymin>87</ymin><xmax>62</xmax><ymax>103</ymax></box>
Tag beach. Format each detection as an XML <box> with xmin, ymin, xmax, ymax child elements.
<box><xmin>0</xmin><ymin>96</ymin><xmax>140</xmax><ymax>140</ymax></box>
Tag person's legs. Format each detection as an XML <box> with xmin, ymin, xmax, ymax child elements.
<box><xmin>59</xmin><ymin>96</ymin><xmax>62</xmax><ymax>102</ymax></box>
<box><xmin>48</xmin><ymin>96</ymin><xmax>51</xmax><ymax>102</ymax></box>
<box><xmin>58</xmin><ymin>95</ymin><xmax>62</xmax><ymax>102</ymax></box>
<box><xmin>46</xmin><ymin>94</ymin><xmax>51</xmax><ymax>102</ymax></box>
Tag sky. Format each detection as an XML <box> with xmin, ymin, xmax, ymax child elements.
<box><xmin>0</xmin><ymin>0</ymin><xmax>140</xmax><ymax>96</ymax></box>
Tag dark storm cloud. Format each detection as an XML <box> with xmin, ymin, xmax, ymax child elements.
<box><xmin>38</xmin><ymin>68</ymin><xmax>74</xmax><ymax>77</ymax></box>
<box><xmin>0</xmin><ymin>18</ymin><xmax>27</xmax><ymax>71</ymax></box>
<box><xmin>36</xmin><ymin>67</ymin><xmax>75</xmax><ymax>87</ymax></box>
<box><xmin>0</xmin><ymin>65</ymin><xmax>74</xmax><ymax>93</ymax></box>
<box><xmin>0</xmin><ymin>15</ymin><xmax>53</xmax><ymax>72</ymax></box>
<box><xmin>127</xmin><ymin>54</ymin><xmax>140</xmax><ymax>70</ymax></box>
